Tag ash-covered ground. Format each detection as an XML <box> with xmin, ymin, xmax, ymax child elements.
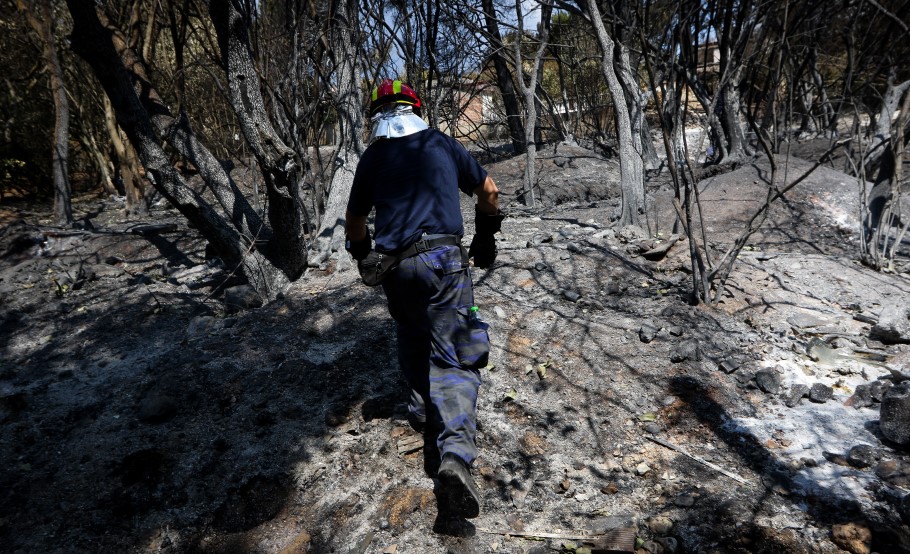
<box><xmin>1</xmin><ymin>140</ymin><xmax>909</xmax><ymax>553</ymax></box>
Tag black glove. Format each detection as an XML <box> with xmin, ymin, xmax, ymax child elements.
<box><xmin>475</xmin><ymin>207</ymin><xmax>505</xmax><ymax>236</ymax></box>
<box><xmin>469</xmin><ymin>208</ymin><xmax>505</xmax><ymax>268</ymax></box>
<box><xmin>345</xmin><ymin>227</ymin><xmax>372</xmax><ymax>261</ymax></box>
<box><xmin>357</xmin><ymin>250</ymin><xmax>385</xmax><ymax>286</ymax></box>
<box><xmin>469</xmin><ymin>233</ymin><xmax>496</xmax><ymax>268</ymax></box>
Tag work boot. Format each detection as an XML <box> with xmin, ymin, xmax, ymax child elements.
<box><xmin>436</xmin><ymin>453</ymin><xmax>480</xmax><ymax>518</ymax></box>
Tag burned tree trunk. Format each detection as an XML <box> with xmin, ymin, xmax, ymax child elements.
<box><xmin>18</xmin><ymin>0</ymin><xmax>73</xmax><ymax>226</ymax></box>
<box><xmin>583</xmin><ymin>0</ymin><xmax>646</xmax><ymax>227</ymax></box>
<box><xmin>66</xmin><ymin>1</ymin><xmax>300</xmax><ymax>300</ymax></box>
<box><xmin>481</xmin><ymin>0</ymin><xmax>526</xmax><ymax>154</ymax></box>
<box><xmin>208</xmin><ymin>0</ymin><xmax>307</xmax><ymax>279</ymax></box>
<box><xmin>307</xmin><ymin>0</ymin><xmax>366</xmax><ymax>268</ymax></box>
<box><xmin>103</xmin><ymin>95</ymin><xmax>146</xmax><ymax>214</ymax></box>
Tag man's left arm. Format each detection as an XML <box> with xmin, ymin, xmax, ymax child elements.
<box><xmin>469</xmin><ymin>175</ymin><xmax>504</xmax><ymax>268</ymax></box>
<box><xmin>474</xmin><ymin>176</ymin><xmax>499</xmax><ymax>215</ymax></box>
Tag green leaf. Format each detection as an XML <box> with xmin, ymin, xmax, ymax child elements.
<box><xmin>504</xmin><ymin>389</ymin><xmax>517</xmax><ymax>402</ymax></box>
<box><xmin>536</xmin><ymin>364</ymin><xmax>548</xmax><ymax>380</ymax></box>
<box><xmin>525</xmin><ymin>364</ymin><xmax>534</xmax><ymax>374</ymax></box>
<box><xmin>638</xmin><ymin>412</ymin><xmax>657</xmax><ymax>422</ymax></box>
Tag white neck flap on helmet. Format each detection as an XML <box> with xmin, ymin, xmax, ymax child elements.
<box><xmin>369</xmin><ymin>105</ymin><xmax>428</xmax><ymax>144</ymax></box>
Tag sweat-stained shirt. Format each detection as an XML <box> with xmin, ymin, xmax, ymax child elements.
<box><xmin>347</xmin><ymin>128</ymin><xmax>488</xmax><ymax>254</ymax></box>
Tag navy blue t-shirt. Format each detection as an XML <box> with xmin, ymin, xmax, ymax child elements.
<box><xmin>347</xmin><ymin>128</ymin><xmax>488</xmax><ymax>253</ymax></box>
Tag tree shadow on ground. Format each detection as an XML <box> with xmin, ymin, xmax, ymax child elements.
<box><xmin>0</xmin><ymin>254</ymin><xmax>405</xmax><ymax>552</ymax></box>
<box><xmin>668</xmin><ymin>375</ymin><xmax>909</xmax><ymax>552</ymax></box>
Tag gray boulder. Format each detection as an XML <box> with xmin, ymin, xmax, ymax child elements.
<box><xmin>785</xmin><ymin>384</ymin><xmax>810</xmax><ymax>407</ymax></box>
<box><xmin>871</xmin><ymin>305</ymin><xmax>910</xmax><ymax>344</ymax></box>
<box><xmin>880</xmin><ymin>382</ymin><xmax>910</xmax><ymax>444</ymax></box>
<box><xmin>670</xmin><ymin>339</ymin><xmax>701</xmax><ymax>363</ymax></box>
<box><xmin>755</xmin><ymin>368</ymin><xmax>782</xmax><ymax>394</ymax></box>
<box><xmin>809</xmin><ymin>383</ymin><xmax>834</xmax><ymax>403</ymax></box>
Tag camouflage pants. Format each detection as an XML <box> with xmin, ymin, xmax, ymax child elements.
<box><xmin>382</xmin><ymin>244</ymin><xmax>489</xmax><ymax>465</ymax></box>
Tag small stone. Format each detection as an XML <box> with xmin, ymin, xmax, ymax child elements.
<box><xmin>669</xmin><ymin>339</ymin><xmax>700</xmax><ymax>363</ymax></box>
<box><xmin>801</xmin><ymin>457</ymin><xmax>818</xmax><ymax>468</ymax></box>
<box><xmin>562</xmin><ymin>289</ymin><xmax>581</xmax><ymax>302</ymax></box>
<box><xmin>783</xmin><ymin>383</ymin><xmax>810</xmax><ymax>407</ymax></box>
<box><xmin>533</xmin><ymin>261</ymin><xmax>549</xmax><ymax>271</ymax></box>
<box><xmin>831</xmin><ymin>522</ymin><xmax>872</xmax><ymax>554</ymax></box>
<box><xmin>505</xmin><ymin>513</ymin><xmax>525</xmax><ymax>531</ymax></box>
<box><xmin>848</xmin><ymin>383</ymin><xmax>873</xmax><ymax>409</ymax></box>
<box><xmin>602</xmin><ymin>482</ymin><xmax>619</xmax><ymax>494</ymax></box>
<box><xmin>734</xmin><ymin>368</ymin><xmax>756</xmax><ymax>386</ymax></box>
<box><xmin>718</xmin><ymin>359</ymin><xmax>740</xmax><ymax>374</ymax></box>
<box><xmin>642</xmin><ymin>540</ymin><xmax>664</xmax><ymax>554</ymax></box>
<box><xmin>657</xmin><ymin>536</ymin><xmax>679</xmax><ymax>553</ymax></box>
<box><xmin>808</xmin><ymin>383</ymin><xmax>834</xmax><ymax>403</ymax></box>
<box><xmin>560</xmin><ymin>479</ymin><xmax>571</xmax><ymax>491</ymax></box>
<box><xmin>639</xmin><ymin>324</ymin><xmax>659</xmax><ymax>343</ymax></box>
<box><xmin>667</xmin><ymin>326</ymin><xmax>684</xmax><ymax>337</ymax></box>
<box><xmin>643</xmin><ymin>422</ymin><xmax>661</xmax><ymax>434</ymax></box>
<box><xmin>605</xmin><ymin>279</ymin><xmax>623</xmax><ymax>295</ymax></box>
<box><xmin>875</xmin><ymin>459</ymin><xmax>910</xmax><ymax>487</ymax></box>
<box><xmin>636</xmin><ymin>462</ymin><xmax>651</xmax><ymax>475</ymax></box>
<box><xmin>824</xmin><ymin>451</ymin><xmax>851</xmax><ymax>467</ymax></box>
<box><xmin>754</xmin><ymin>368</ymin><xmax>782</xmax><ymax>394</ymax></box>
<box><xmin>648</xmin><ymin>515</ymin><xmax>674</xmax><ymax>535</ymax></box>
<box><xmin>846</xmin><ymin>445</ymin><xmax>879</xmax><ymax>469</ymax></box>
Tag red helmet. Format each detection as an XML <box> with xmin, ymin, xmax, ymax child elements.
<box><xmin>369</xmin><ymin>79</ymin><xmax>422</xmax><ymax>117</ymax></box>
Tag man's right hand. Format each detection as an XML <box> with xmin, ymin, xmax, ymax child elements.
<box><xmin>346</xmin><ymin>227</ymin><xmax>372</xmax><ymax>261</ymax></box>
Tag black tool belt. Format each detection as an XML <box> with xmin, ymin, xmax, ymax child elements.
<box><xmin>390</xmin><ymin>234</ymin><xmax>462</xmax><ymax>260</ymax></box>
<box><xmin>360</xmin><ymin>234</ymin><xmax>464</xmax><ymax>287</ymax></box>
